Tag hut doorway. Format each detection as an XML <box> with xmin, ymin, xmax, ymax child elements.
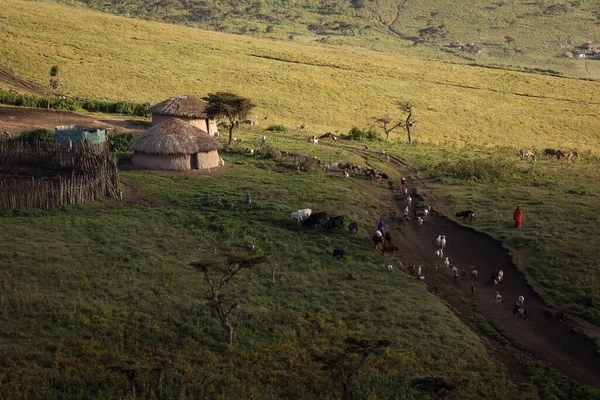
<box><xmin>191</xmin><ymin>154</ymin><xmax>199</xmax><ymax>169</ymax></box>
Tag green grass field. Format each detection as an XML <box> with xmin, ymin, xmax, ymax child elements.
<box><xmin>2</xmin><ymin>0</ymin><xmax>600</xmax><ymax>396</ymax></box>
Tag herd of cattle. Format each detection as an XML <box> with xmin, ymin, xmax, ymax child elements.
<box><xmin>520</xmin><ymin>148</ymin><xmax>580</xmax><ymax>161</ymax></box>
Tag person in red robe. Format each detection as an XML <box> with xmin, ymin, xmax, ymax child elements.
<box><xmin>513</xmin><ymin>206</ymin><xmax>523</xmax><ymax>229</ymax></box>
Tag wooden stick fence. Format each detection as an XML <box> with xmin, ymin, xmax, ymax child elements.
<box><xmin>0</xmin><ymin>140</ymin><xmax>119</xmax><ymax>211</ymax></box>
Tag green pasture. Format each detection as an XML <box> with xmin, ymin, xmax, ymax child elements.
<box><xmin>1</xmin><ymin>154</ymin><xmax>517</xmax><ymax>399</ymax></box>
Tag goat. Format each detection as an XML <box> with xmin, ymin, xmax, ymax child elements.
<box><xmin>435</xmin><ymin>249</ymin><xmax>443</xmax><ymax>259</ymax></box>
<box><xmin>417</xmin><ymin>265</ymin><xmax>422</xmax><ymax>276</ymax></box>
<box><xmin>519</xmin><ymin>149</ymin><xmax>536</xmax><ymax>161</ymax></box>
<box><xmin>470</xmin><ymin>283</ymin><xmax>476</xmax><ymax>295</ymax></box>
<box><xmin>387</xmin><ymin>264</ymin><xmax>393</xmax><ymax>272</ymax></box>
<box><xmin>471</xmin><ymin>266</ymin><xmax>478</xmax><ymax>281</ymax></box>
<box><xmin>308</xmin><ymin>135</ymin><xmax>319</xmax><ymax>144</ymax></box>
<box><xmin>347</xmin><ymin>272</ymin><xmax>357</xmax><ymax>280</ymax></box>
<box><xmin>379</xmin><ymin>149</ymin><xmax>386</xmax><ymax>155</ymax></box>
<box><xmin>363</xmin><ymin>144</ymin><xmax>369</xmax><ymax>150</ymax></box>
<box><xmin>424</xmin><ymin>209</ymin><xmax>429</xmax><ymax>217</ymax></box>
<box><xmin>407</xmin><ymin>195</ymin><xmax>412</xmax><ymax>206</ymax></box>
<box><xmin>218</xmin><ymin>157</ymin><xmax>225</xmax><ymax>167</ymax></box>
<box><xmin>436</xmin><ymin>235</ymin><xmax>442</xmax><ymax>248</ymax></box>
<box><xmin>443</xmin><ymin>257</ymin><xmax>450</xmax><ymax>269</ymax></box>
<box><xmin>496</xmin><ymin>292</ymin><xmax>502</xmax><ymax>304</ymax></box>
<box><xmin>244</xmin><ymin>148</ymin><xmax>255</xmax><ymax>155</ymax></box>
<box><xmin>497</xmin><ymin>270</ymin><xmax>504</xmax><ymax>283</ymax></box>
<box><xmin>297</xmin><ymin>124</ymin><xmax>308</xmax><ymax>130</ymax></box>
<box><xmin>290</xmin><ymin>208</ymin><xmax>312</xmax><ymax>221</ymax></box>
<box><xmin>261</xmin><ymin>136</ymin><xmax>266</xmax><ymax>145</ymax></box>
<box><xmin>343</xmin><ymin>169</ymin><xmax>350</xmax><ymax>179</ymax></box>
<box><xmin>441</xmin><ymin>235</ymin><xmax>447</xmax><ymax>249</ymax></box>
<box><xmin>417</xmin><ymin>216</ymin><xmax>424</xmax><ymax>226</ymax></box>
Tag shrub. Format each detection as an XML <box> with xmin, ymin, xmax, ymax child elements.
<box><xmin>346</xmin><ymin>126</ymin><xmax>381</xmax><ymax>141</ymax></box>
<box><xmin>432</xmin><ymin>157</ymin><xmax>540</xmax><ymax>183</ymax></box>
<box><xmin>265</xmin><ymin>124</ymin><xmax>288</xmax><ymax>133</ymax></box>
<box><xmin>17</xmin><ymin>128</ymin><xmax>55</xmax><ymax>145</ymax></box>
<box><xmin>108</xmin><ymin>132</ymin><xmax>136</xmax><ymax>153</ymax></box>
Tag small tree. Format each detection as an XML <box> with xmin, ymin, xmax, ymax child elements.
<box><xmin>48</xmin><ymin>65</ymin><xmax>60</xmax><ymax>110</ymax></box>
<box><xmin>204</xmin><ymin>92</ymin><xmax>256</xmax><ymax>145</ymax></box>
<box><xmin>315</xmin><ymin>337</ymin><xmax>390</xmax><ymax>400</ymax></box>
<box><xmin>190</xmin><ymin>253</ymin><xmax>266</xmax><ymax>346</ymax></box>
<box><xmin>374</xmin><ymin>101</ymin><xmax>415</xmax><ymax>143</ymax></box>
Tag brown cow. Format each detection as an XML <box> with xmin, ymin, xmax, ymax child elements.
<box><xmin>555</xmin><ymin>150</ymin><xmax>579</xmax><ymax>161</ymax></box>
<box><xmin>381</xmin><ymin>244</ymin><xmax>399</xmax><ymax>255</ymax></box>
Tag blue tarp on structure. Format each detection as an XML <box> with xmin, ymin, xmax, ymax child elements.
<box><xmin>54</xmin><ymin>125</ymin><xmax>107</xmax><ymax>146</ymax></box>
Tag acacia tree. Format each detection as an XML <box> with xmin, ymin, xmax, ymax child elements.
<box><xmin>204</xmin><ymin>92</ymin><xmax>256</xmax><ymax>145</ymax></box>
<box><xmin>315</xmin><ymin>337</ymin><xmax>390</xmax><ymax>400</ymax></box>
<box><xmin>47</xmin><ymin>65</ymin><xmax>60</xmax><ymax>110</ymax></box>
<box><xmin>190</xmin><ymin>253</ymin><xmax>266</xmax><ymax>346</ymax></box>
<box><xmin>374</xmin><ymin>100</ymin><xmax>415</xmax><ymax>143</ymax></box>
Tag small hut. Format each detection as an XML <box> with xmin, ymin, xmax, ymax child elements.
<box><xmin>148</xmin><ymin>95</ymin><xmax>219</xmax><ymax>136</ymax></box>
<box><xmin>128</xmin><ymin>118</ymin><xmax>222</xmax><ymax>171</ymax></box>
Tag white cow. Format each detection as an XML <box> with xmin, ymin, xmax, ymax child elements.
<box><xmin>290</xmin><ymin>208</ymin><xmax>312</xmax><ymax>221</ymax></box>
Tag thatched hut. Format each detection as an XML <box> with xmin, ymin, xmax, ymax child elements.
<box><xmin>148</xmin><ymin>95</ymin><xmax>219</xmax><ymax>136</ymax></box>
<box><xmin>129</xmin><ymin>118</ymin><xmax>222</xmax><ymax>170</ymax></box>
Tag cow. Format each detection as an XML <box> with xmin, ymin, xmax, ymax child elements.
<box><xmin>372</xmin><ymin>233</ymin><xmax>384</xmax><ymax>250</ymax></box>
<box><xmin>325</xmin><ymin>216</ymin><xmax>345</xmax><ymax>231</ymax></box>
<box><xmin>381</xmin><ymin>244</ymin><xmax>400</xmax><ymax>255</ymax></box>
<box><xmin>456</xmin><ymin>210</ymin><xmax>475</xmax><ymax>222</ymax></box>
<box><xmin>332</xmin><ymin>249</ymin><xmax>346</xmax><ymax>258</ymax></box>
<box><xmin>348</xmin><ymin>222</ymin><xmax>359</xmax><ymax>233</ymax></box>
<box><xmin>544</xmin><ymin>148</ymin><xmax>557</xmax><ymax>157</ymax></box>
<box><xmin>384</xmin><ymin>232</ymin><xmax>392</xmax><ymax>245</ymax></box>
<box><xmin>290</xmin><ymin>208</ymin><xmax>312</xmax><ymax>221</ymax></box>
<box><xmin>302</xmin><ymin>212</ymin><xmax>328</xmax><ymax>228</ymax></box>
<box><xmin>555</xmin><ymin>150</ymin><xmax>579</xmax><ymax>161</ymax></box>
<box><xmin>519</xmin><ymin>149</ymin><xmax>536</xmax><ymax>161</ymax></box>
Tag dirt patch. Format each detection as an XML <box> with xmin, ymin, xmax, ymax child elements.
<box><xmin>0</xmin><ymin>106</ymin><xmax>147</xmax><ymax>135</ymax></box>
<box><xmin>0</xmin><ymin>165</ymin><xmax>74</xmax><ymax>182</ymax></box>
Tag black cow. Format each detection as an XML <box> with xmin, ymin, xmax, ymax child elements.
<box><xmin>348</xmin><ymin>222</ymin><xmax>358</xmax><ymax>233</ymax></box>
<box><xmin>326</xmin><ymin>216</ymin><xmax>345</xmax><ymax>231</ymax></box>
<box><xmin>302</xmin><ymin>212</ymin><xmax>329</xmax><ymax>228</ymax></box>
<box><xmin>332</xmin><ymin>249</ymin><xmax>346</xmax><ymax>258</ymax></box>
<box><xmin>384</xmin><ymin>232</ymin><xmax>392</xmax><ymax>245</ymax></box>
<box><xmin>456</xmin><ymin>210</ymin><xmax>475</xmax><ymax>222</ymax></box>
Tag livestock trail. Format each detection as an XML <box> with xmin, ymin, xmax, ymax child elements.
<box><xmin>379</xmin><ymin>153</ymin><xmax>600</xmax><ymax>389</ymax></box>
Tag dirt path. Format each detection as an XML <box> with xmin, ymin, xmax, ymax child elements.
<box><xmin>377</xmin><ymin>154</ymin><xmax>600</xmax><ymax>388</ymax></box>
<box><xmin>0</xmin><ymin>106</ymin><xmax>147</xmax><ymax>135</ymax></box>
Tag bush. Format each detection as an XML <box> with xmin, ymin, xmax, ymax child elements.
<box><xmin>432</xmin><ymin>157</ymin><xmax>540</xmax><ymax>183</ymax></box>
<box><xmin>17</xmin><ymin>128</ymin><xmax>55</xmax><ymax>145</ymax></box>
<box><xmin>108</xmin><ymin>132</ymin><xmax>136</xmax><ymax>152</ymax></box>
<box><xmin>346</xmin><ymin>126</ymin><xmax>381</xmax><ymax>141</ymax></box>
<box><xmin>265</xmin><ymin>124</ymin><xmax>288</xmax><ymax>133</ymax></box>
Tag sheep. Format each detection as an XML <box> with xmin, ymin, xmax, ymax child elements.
<box><xmin>435</xmin><ymin>249</ymin><xmax>443</xmax><ymax>259</ymax></box>
<box><xmin>441</xmin><ymin>235</ymin><xmax>447</xmax><ymax>249</ymax></box>
<box><xmin>218</xmin><ymin>157</ymin><xmax>225</xmax><ymax>167</ymax></box>
<box><xmin>443</xmin><ymin>257</ymin><xmax>450</xmax><ymax>268</ymax></box>
<box><xmin>419</xmin><ymin>275</ymin><xmax>425</xmax><ymax>281</ymax></box>
<box><xmin>407</xmin><ymin>195</ymin><xmax>412</xmax><ymax>206</ymax></box>
<box><xmin>387</xmin><ymin>264</ymin><xmax>393</xmax><ymax>272</ymax></box>
<box><xmin>496</xmin><ymin>292</ymin><xmax>502</xmax><ymax>304</ymax></box>
<box><xmin>417</xmin><ymin>265</ymin><xmax>422</xmax><ymax>276</ymax></box>
<box><xmin>497</xmin><ymin>270</ymin><xmax>504</xmax><ymax>282</ymax></box>
<box><xmin>379</xmin><ymin>149</ymin><xmax>385</xmax><ymax>155</ymax></box>
<box><xmin>261</xmin><ymin>136</ymin><xmax>267</xmax><ymax>145</ymax></box>
<box><xmin>436</xmin><ymin>235</ymin><xmax>442</xmax><ymax>248</ymax></box>
<box><xmin>424</xmin><ymin>209</ymin><xmax>429</xmax><ymax>217</ymax></box>
<box><xmin>290</xmin><ymin>208</ymin><xmax>312</xmax><ymax>221</ymax></box>
<box><xmin>417</xmin><ymin>216</ymin><xmax>424</xmax><ymax>226</ymax></box>
<box><xmin>403</xmin><ymin>188</ymin><xmax>408</xmax><ymax>194</ymax></box>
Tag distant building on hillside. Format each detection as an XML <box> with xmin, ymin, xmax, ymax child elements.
<box><xmin>54</xmin><ymin>125</ymin><xmax>106</xmax><ymax>146</ymax></box>
<box><xmin>128</xmin><ymin>118</ymin><xmax>222</xmax><ymax>170</ymax></box>
<box><xmin>148</xmin><ymin>95</ymin><xmax>219</xmax><ymax>136</ymax></box>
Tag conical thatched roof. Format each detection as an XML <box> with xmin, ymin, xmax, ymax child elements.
<box><xmin>129</xmin><ymin>118</ymin><xmax>222</xmax><ymax>155</ymax></box>
<box><xmin>148</xmin><ymin>95</ymin><xmax>209</xmax><ymax>118</ymax></box>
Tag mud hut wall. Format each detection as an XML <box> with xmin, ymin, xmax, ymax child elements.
<box><xmin>206</xmin><ymin>119</ymin><xmax>219</xmax><ymax>136</ymax></box>
<box><xmin>196</xmin><ymin>150</ymin><xmax>220</xmax><ymax>169</ymax></box>
<box><xmin>132</xmin><ymin>152</ymin><xmax>192</xmax><ymax>170</ymax></box>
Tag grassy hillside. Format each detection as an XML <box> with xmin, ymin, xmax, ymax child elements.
<box><xmin>0</xmin><ymin>151</ymin><xmax>518</xmax><ymax>398</ymax></box>
<box><xmin>47</xmin><ymin>0</ymin><xmax>600</xmax><ymax>78</ymax></box>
